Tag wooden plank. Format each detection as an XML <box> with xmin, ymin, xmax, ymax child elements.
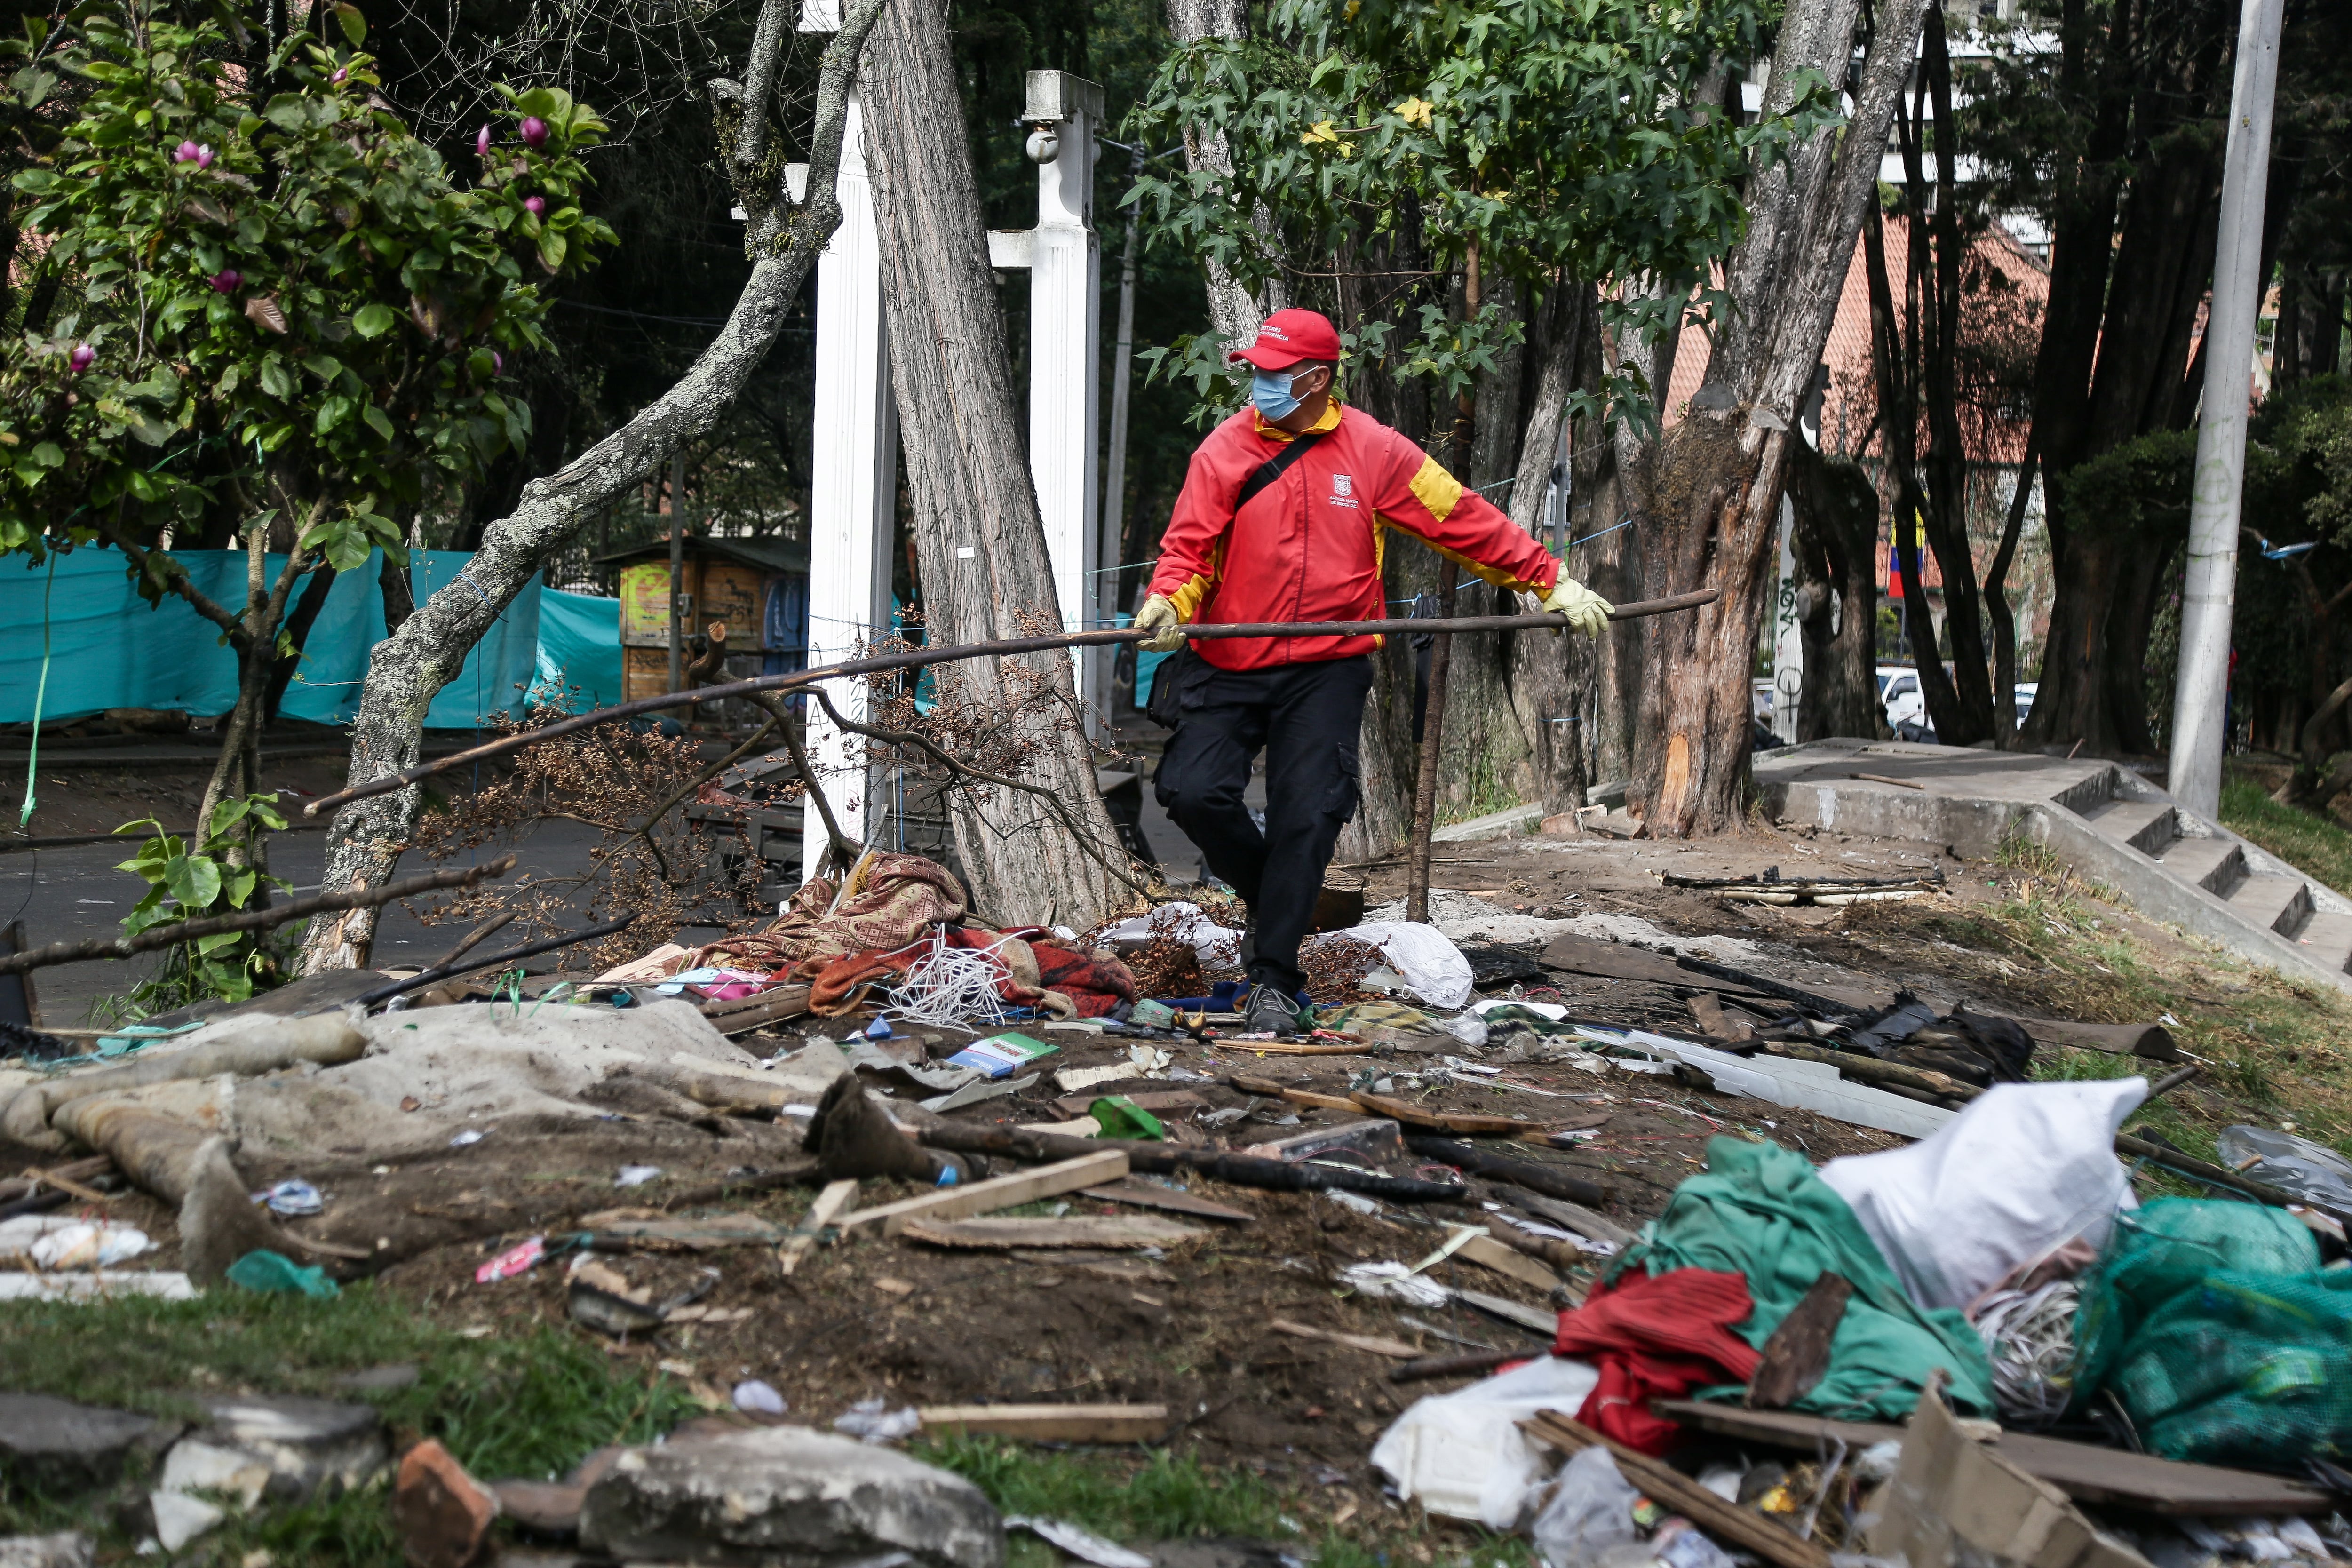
<box><xmin>1650</xmin><ymin>1400</ymin><xmax>2336</xmax><ymax>1516</ymax></box>
<box><xmin>838</xmin><ymin>1150</ymin><xmax>1129</xmax><ymax>1236</ymax></box>
<box><xmin>1454</xmin><ymin>1287</ymin><xmax>1558</xmax><ymax>1337</ymax></box>
<box><xmin>1212</xmin><ymin>1040</ymin><xmax>1366</xmax><ymax>1056</ymax></box>
<box><xmin>900</xmin><ymin>1215</ymin><xmax>1207</xmax><ymax>1250</ymax></box>
<box><xmin>1458</xmin><ymin>1231</ymin><xmax>1561</xmax><ymax>1292</ymax></box>
<box><xmin>1352</xmin><ymin>1091</ymin><xmax>1539</xmax><ymax>1137</ymax></box>
<box><xmin>1539</xmin><ymin>933</ymin><xmax>1888</xmax><ymax>1011</ymax></box>
<box><xmin>1053</xmin><ymin>1090</ymin><xmax>1207</xmax><ymax>1118</ymax></box>
<box><xmin>1524</xmin><ymin>1411</ymin><xmax>1832</xmax><ymax>1568</ymax></box>
<box><xmin>1748</xmin><ymin>1272</ymin><xmax>1851</xmax><ymax>1409</ymax></box>
<box><xmin>1271</xmin><ymin>1318</ymin><xmax>1421</xmax><ymax>1358</ymax></box>
<box><xmin>1078</xmin><ymin>1180</ymin><xmax>1255</xmax><ymax>1224</ymax></box>
<box><xmin>777</xmin><ymin>1178</ymin><xmax>859</xmax><ymax>1275</ymax></box>
<box><xmin>918</xmin><ymin>1404</ymin><xmax>1170</xmax><ymax>1443</ymax></box>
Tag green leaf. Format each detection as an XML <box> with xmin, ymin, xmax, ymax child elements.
<box><xmin>352</xmin><ymin>302</ymin><xmax>397</xmax><ymax>337</ymax></box>
<box><xmin>333</xmin><ymin>2</ymin><xmax>366</xmax><ymax>44</ymax></box>
<box><xmin>363</xmin><ymin>403</ymin><xmax>395</xmax><ymax>442</ymax></box>
<box><xmin>222</xmin><ymin>866</ymin><xmax>257</xmax><ymax>908</ymax></box>
<box><xmin>260</xmin><ymin>358</ymin><xmax>295</xmax><ymax>399</ymax></box>
<box><xmin>535</xmin><ymin>231</ymin><xmax>567</xmax><ymax>272</ymax></box>
<box><xmin>164</xmin><ymin>852</ymin><xmax>222</xmax><ymax>910</ymax></box>
<box><xmin>195</xmin><ymin>930</ymin><xmax>246</xmax><ymax>955</ymax></box>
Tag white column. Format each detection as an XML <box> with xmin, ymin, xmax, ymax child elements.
<box><xmin>799</xmin><ymin>78</ymin><xmax>897</xmax><ymax>877</ymax></box>
<box><xmin>1025</xmin><ymin>71</ymin><xmax>1105</xmax><ymax>718</ymax></box>
<box><xmin>2169</xmin><ymin>0</ymin><xmax>2282</xmax><ymax>815</ymax></box>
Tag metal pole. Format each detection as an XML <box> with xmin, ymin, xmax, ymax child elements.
<box><xmin>667</xmin><ymin>449</ymin><xmax>688</xmax><ymax>695</ymax></box>
<box><xmin>2169</xmin><ymin>0</ymin><xmax>2283</xmax><ymax>815</ymax></box>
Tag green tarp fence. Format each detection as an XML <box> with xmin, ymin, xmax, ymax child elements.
<box><xmin>0</xmin><ymin>548</ymin><xmax>617</xmax><ymax>730</ymax></box>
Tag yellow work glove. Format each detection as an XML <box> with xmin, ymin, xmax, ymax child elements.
<box><xmin>1133</xmin><ymin>594</ymin><xmax>1186</xmax><ymax>653</ymax></box>
<box><xmin>1542</xmin><ymin>575</ymin><xmax>1613</xmax><ymax>636</ymax></box>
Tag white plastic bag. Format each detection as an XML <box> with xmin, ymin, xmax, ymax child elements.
<box><xmin>1312</xmin><ymin>921</ymin><xmax>1474</xmax><ymax>1009</ymax></box>
<box><xmin>1820</xmin><ymin>1077</ymin><xmax>2146</xmax><ymax>1312</ymax></box>
<box><xmin>1528</xmin><ymin>1445</ymin><xmax>1641</xmax><ymax>1568</ymax></box>
<box><xmin>1370</xmin><ymin>1355</ymin><xmax>1600</xmax><ymax>1528</ymax></box>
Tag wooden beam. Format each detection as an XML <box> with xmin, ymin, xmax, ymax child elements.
<box><xmin>917</xmin><ymin>1404</ymin><xmax>1170</xmax><ymax>1443</ymax></box>
<box><xmin>777</xmin><ymin>1178</ymin><xmax>859</xmax><ymax>1275</ymax></box>
<box><xmin>837</xmin><ymin>1150</ymin><xmax>1129</xmax><ymax>1236</ymax></box>
<box><xmin>1271</xmin><ymin>1319</ymin><xmax>1421</xmax><ymax>1358</ymax></box>
<box><xmin>1523</xmin><ymin>1411</ymin><xmax>1832</xmax><ymax>1568</ymax></box>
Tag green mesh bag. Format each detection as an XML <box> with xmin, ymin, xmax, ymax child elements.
<box><xmin>2112</xmin><ymin>1268</ymin><xmax>2352</xmax><ymax>1466</ymax></box>
<box><xmin>2070</xmin><ymin>1198</ymin><xmax>2319</xmax><ymax>1409</ymax></box>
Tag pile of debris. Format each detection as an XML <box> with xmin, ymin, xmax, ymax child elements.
<box><xmin>6</xmin><ymin>847</ymin><xmax>2352</xmax><ymax>1568</ymax></box>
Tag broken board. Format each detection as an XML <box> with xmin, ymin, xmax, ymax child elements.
<box><xmin>580</xmin><ymin>1214</ymin><xmax>786</xmax><ymax>1250</ymax></box>
<box><xmin>1078</xmin><ymin>1179</ymin><xmax>1255</xmax><ymax>1223</ymax></box>
<box><xmin>837</xmin><ymin>1149</ymin><xmax>1128</xmax><ymax>1236</ymax></box>
<box><xmin>1271</xmin><ymin>1318</ymin><xmax>1420</xmax><ymax>1358</ymax></box>
<box><xmin>899</xmin><ymin>1215</ymin><xmax>1208</xmax><ymax>1250</ymax></box>
<box><xmin>918</xmin><ymin>1404</ymin><xmax>1170</xmax><ymax>1443</ymax></box>
<box><xmin>1539</xmin><ymin>933</ymin><xmax>1890</xmax><ymax>1011</ymax></box>
<box><xmin>1052</xmin><ymin>1090</ymin><xmax>1207</xmax><ymax>1118</ymax></box>
<box><xmin>1652</xmin><ymin>1400</ymin><xmax>2336</xmax><ymax>1515</ymax></box>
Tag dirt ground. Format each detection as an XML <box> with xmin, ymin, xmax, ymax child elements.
<box><xmin>6</xmin><ymin>812</ymin><xmax>2112</xmax><ymax>1508</ymax></box>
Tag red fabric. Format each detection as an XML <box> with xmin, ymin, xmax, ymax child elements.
<box><xmin>1147</xmin><ymin>404</ymin><xmax>1559</xmax><ymax>672</ymax></box>
<box><xmin>1229</xmin><ymin>307</ymin><xmax>1344</xmax><ymax>367</ymax></box>
<box><xmin>1551</xmin><ymin>1267</ymin><xmax>1761</xmax><ymax>1455</ymax></box>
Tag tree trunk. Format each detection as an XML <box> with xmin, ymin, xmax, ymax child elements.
<box><xmin>1164</xmin><ymin>0</ymin><xmax>1285</xmax><ymax>342</ymax></box>
<box><xmin>1626</xmin><ymin>0</ymin><xmax>1931</xmax><ymax>834</ymax></box>
<box><xmin>297</xmin><ymin>0</ymin><xmax>890</xmax><ymax>973</ymax></box>
<box><xmin>860</xmin><ymin>0</ymin><xmax>1129</xmax><ymax>927</ymax></box>
<box><xmin>1788</xmin><ymin>443</ymin><xmax>1882</xmax><ymax>740</ymax></box>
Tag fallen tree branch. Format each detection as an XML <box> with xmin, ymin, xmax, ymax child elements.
<box><xmin>0</xmin><ymin>854</ymin><xmax>517</xmax><ymax>976</ymax></box>
<box><xmin>915</xmin><ymin>1120</ymin><xmax>1469</xmax><ymax>1202</ymax></box>
<box><xmin>307</xmin><ymin>594</ymin><xmax>1720</xmax><ymax>816</ymax></box>
<box><xmin>351</xmin><ymin>911</ymin><xmax>644</xmax><ymax>1006</ymax></box>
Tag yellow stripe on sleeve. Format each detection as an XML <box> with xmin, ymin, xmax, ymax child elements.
<box><xmin>1408</xmin><ymin>454</ymin><xmax>1464</xmax><ymax>523</ymax></box>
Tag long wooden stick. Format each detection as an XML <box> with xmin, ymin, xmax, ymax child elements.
<box><xmin>304</xmin><ymin>592</ymin><xmax>1719</xmax><ymax>816</ymax></box>
<box><xmin>0</xmin><ymin>854</ymin><xmax>518</xmax><ymax>976</ymax></box>
<box><xmin>1406</xmin><ymin>564</ymin><xmax>1459</xmax><ymax>924</ymax></box>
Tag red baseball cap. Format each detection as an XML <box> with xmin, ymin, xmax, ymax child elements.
<box><xmin>1228</xmin><ymin>308</ymin><xmax>1342</xmax><ymax>370</ymax></box>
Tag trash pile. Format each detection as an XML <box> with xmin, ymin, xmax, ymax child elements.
<box><xmin>6</xmin><ymin>847</ymin><xmax>2352</xmax><ymax>1565</ymax></box>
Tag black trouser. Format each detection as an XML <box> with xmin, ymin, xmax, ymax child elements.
<box><xmin>1153</xmin><ymin>654</ymin><xmax>1373</xmax><ymax>995</ymax></box>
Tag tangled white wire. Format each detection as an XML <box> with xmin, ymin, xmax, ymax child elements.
<box><xmin>1973</xmin><ymin>1279</ymin><xmax>2080</xmax><ymax>1428</ymax></box>
<box><xmin>882</xmin><ymin>931</ymin><xmax>1014</xmax><ymax>1028</ymax></box>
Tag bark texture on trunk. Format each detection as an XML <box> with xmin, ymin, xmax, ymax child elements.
<box><xmin>1164</xmin><ymin>0</ymin><xmax>1285</xmax><ymax>342</ymax></box>
<box><xmin>296</xmin><ymin>0</ymin><xmax>888</xmax><ymax>973</ymax></box>
<box><xmin>1625</xmin><ymin>0</ymin><xmax>1930</xmax><ymax>835</ymax></box>
<box><xmin>1787</xmin><ymin>444</ymin><xmax>1883</xmax><ymax>741</ymax></box>
<box><xmin>861</xmin><ymin>0</ymin><xmax>1128</xmax><ymax>927</ymax></box>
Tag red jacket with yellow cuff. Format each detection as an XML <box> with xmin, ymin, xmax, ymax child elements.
<box><xmin>1146</xmin><ymin>400</ymin><xmax>1559</xmax><ymax>671</ymax></box>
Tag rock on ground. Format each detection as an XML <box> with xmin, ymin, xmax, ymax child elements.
<box><xmin>0</xmin><ymin>1393</ymin><xmax>176</xmax><ymax>1494</ymax></box>
<box><xmin>393</xmin><ymin>1440</ymin><xmax>500</xmax><ymax>1568</ymax></box>
<box><xmin>0</xmin><ymin>1534</ymin><xmax>93</xmax><ymax>1568</ymax></box>
<box><xmin>579</xmin><ymin>1426</ymin><xmax>1002</xmax><ymax>1568</ymax></box>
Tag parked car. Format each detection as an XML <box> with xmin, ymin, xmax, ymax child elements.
<box><xmin>1879</xmin><ymin>666</ymin><xmax>1924</xmax><ymax>732</ymax></box>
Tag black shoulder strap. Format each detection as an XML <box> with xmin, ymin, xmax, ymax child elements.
<box><xmin>1235</xmin><ymin>427</ymin><xmax>1332</xmax><ymax>511</ymax></box>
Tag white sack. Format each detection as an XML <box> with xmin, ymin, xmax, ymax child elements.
<box><xmin>1370</xmin><ymin>1355</ymin><xmax>1599</xmax><ymax>1528</ymax></box>
<box><xmin>1820</xmin><ymin>1076</ymin><xmax>2147</xmax><ymax>1312</ymax></box>
<box><xmin>1313</xmin><ymin>921</ymin><xmax>1474</xmax><ymax>1009</ymax></box>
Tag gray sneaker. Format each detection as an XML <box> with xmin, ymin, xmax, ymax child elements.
<box><xmin>1242</xmin><ymin>983</ymin><xmax>1299</xmax><ymax>1038</ymax></box>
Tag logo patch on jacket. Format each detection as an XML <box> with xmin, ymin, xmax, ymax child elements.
<box><xmin>1330</xmin><ymin>473</ymin><xmax>1358</xmax><ymax>507</ymax></box>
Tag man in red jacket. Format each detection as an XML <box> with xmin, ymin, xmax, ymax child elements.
<box><xmin>1134</xmin><ymin>308</ymin><xmax>1612</xmax><ymax>1036</ymax></box>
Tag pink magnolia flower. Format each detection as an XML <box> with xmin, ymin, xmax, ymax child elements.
<box><xmin>69</xmin><ymin>344</ymin><xmax>95</xmax><ymax>372</ymax></box>
<box><xmin>210</xmin><ymin>269</ymin><xmax>242</xmax><ymax>294</ymax></box>
<box><xmin>492</xmin><ymin>350</ymin><xmax>504</xmax><ymax>374</ymax></box>
<box><xmin>175</xmin><ymin>141</ymin><xmax>213</xmax><ymax>169</ymax></box>
<box><xmin>475</xmin><ymin>124</ymin><xmax>493</xmax><ymax>158</ymax></box>
<box><xmin>524</xmin><ymin>196</ymin><xmax>545</xmax><ymax>216</ymax></box>
<box><xmin>520</xmin><ymin>116</ymin><xmax>548</xmax><ymax>149</ymax></box>
<box><xmin>331</xmin><ymin>67</ymin><xmax>348</xmax><ymax>84</ymax></box>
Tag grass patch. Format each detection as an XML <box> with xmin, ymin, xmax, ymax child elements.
<box><xmin>2219</xmin><ymin>774</ymin><xmax>2352</xmax><ymax>898</ymax></box>
<box><xmin>0</xmin><ymin>1281</ymin><xmax>704</xmax><ymax>1545</ymax></box>
<box><xmin>919</xmin><ymin>1436</ymin><xmax>1534</xmax><ymax>1568</ymax></box>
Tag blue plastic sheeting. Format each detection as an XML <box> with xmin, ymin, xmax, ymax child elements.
<box><xmin>531</xmin><ymin>588</ymin><xmax>624</xmax><ymax>712</ymax></box>
<box><xmin>0</xmin><ymin>548</ymin><xmax>546</xmax><ymax>730</ymax></box>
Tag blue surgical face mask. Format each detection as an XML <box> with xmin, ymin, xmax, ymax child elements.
<box><xmin>1250</xmin><ymin>366</ymin><xmax>1303</xmax><ymax>421</ymax></box>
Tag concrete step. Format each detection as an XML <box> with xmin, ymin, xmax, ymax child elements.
<box><xmin>2082</xmin><ymin>797</ymin><xmax>2178</xmax><ymax>856</ymax></box>
<box><xmin>2155</xmin><ymin>835</ymin><xmax>2247</xmax><ymax>897</ymax></box>
<box><xmin>2295</xmin><ymin>912</ymin><xmax>2352</xmax><ymax>976</ymax></box>
<box><xmin>2226</xmin><ymin>873</ymin><xmax>2314</xmax><ymax>939</ymax></box>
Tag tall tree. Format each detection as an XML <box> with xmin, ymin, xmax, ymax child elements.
<box><xmin>298</xmin><ymin>0</ymin><xmax>888</xmax><ymax>971</ymax></box>
<box><xmin>1618</xmin><ymin>0</ymin><xmax>1932</xmax><ymax>834</ymax></box>
<box><xmin>859</xmin><ymin>0</ymin><xmax>1133</xmax><ymax>925</ymax></box>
